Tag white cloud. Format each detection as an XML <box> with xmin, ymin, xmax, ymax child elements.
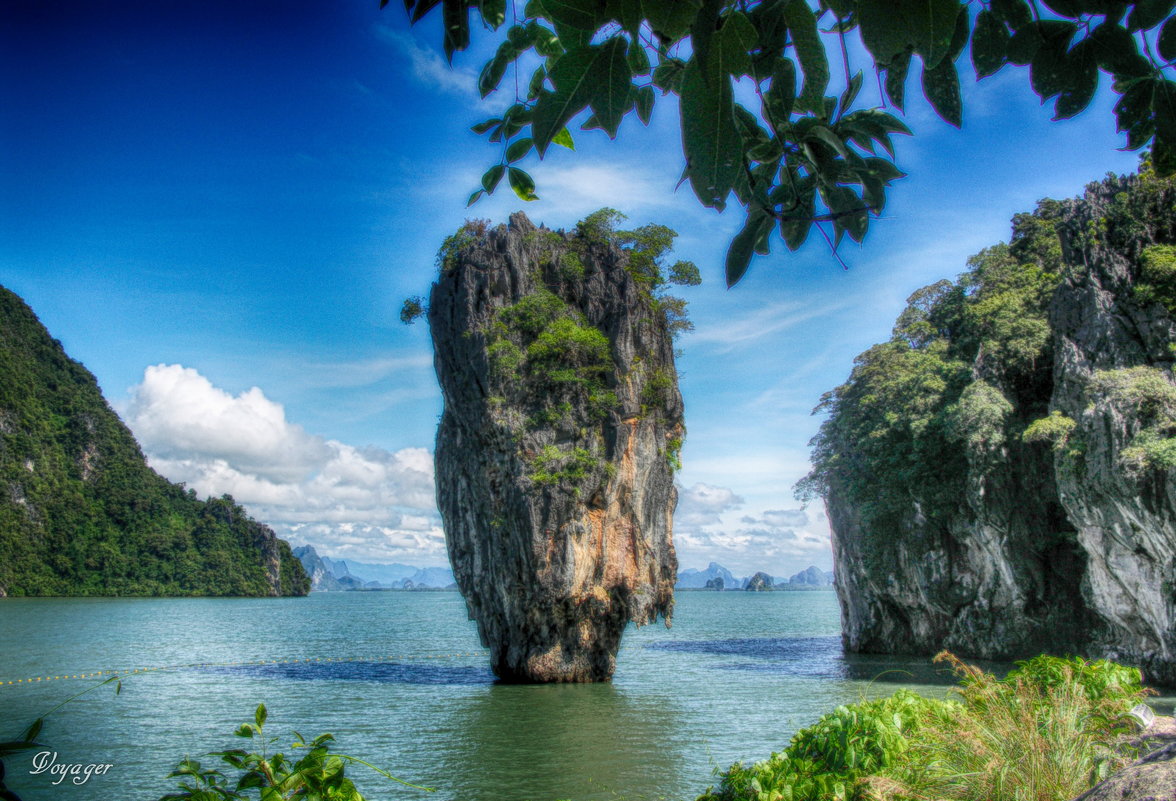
<box><xmin>690</xmin><ymin>299</ymin><xmax>851</xmax><ymax>352</ymax></box>
<box><xmin>375</xmin><ymin>27</ymin><xmax>480</xmax><ymax>99</ymax></box>
<box><xmin>124</xmin><ymin>364</ymin><xmax>445</xmax><ymax>564</ymax></box>
<box><xmin>672</xmin><ymin>480</ymin><xmax>830</xmax><ymax>577</ymax></box>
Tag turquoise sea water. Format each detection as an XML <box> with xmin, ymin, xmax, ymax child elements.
<box><xmin>0</xmin><ymin>591</ymin><xmax>1048</xmax><ymax>800</ymax></box>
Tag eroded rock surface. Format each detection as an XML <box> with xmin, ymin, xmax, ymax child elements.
<box><xmin>429</xmin><ymin>213</ymin><xmax>683</xmax><ymax>682</ymax></box>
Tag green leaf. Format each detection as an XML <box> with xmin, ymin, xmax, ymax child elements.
<box><xmin>652</xmin><ymin>58</ymin><xmax>687</xmax><ymax>93</ymax></box>
<box><xmin>1088</xmin><ymin>22</ymin><xmax>1149</xmax><ymax>77</ymax></box>
<box><xmin>726</xmin><ymin>210</ymin><xmax>772</xmax><ymax>287</ymax></box>
<box><xmin>1042</xmin><ymin>0</ymin><xmax>1085</xmax><ymax>19</ymax></box>
<box><xmin>508</xmin><ymin>166</ymin><xmax>539</xmax><ymax>200</ymax></box>
<box><xmin>1127</xmin><ymin>0</ymin><xmax>1175</xmax><ymax>32</ymax></box>
<box><xmin>1028</xmin><ymin>22</ymin><xmax>1078</xmax><ymax>101</ymax></box>
<box><xmin>922</xmin><ymin>55</ymin><xmax>962</xmax><ymax>127</ymax></box>
<box><xmin>527</xmin><ymin>22</ymin><xmax>562</xmax><ymax>56</ymax></box>
<box><xmin>713</xmin><ymin>11</ymin><xmax>758</xmax><ymax>80</ymax></box>
<box><xmin>551</xmin><ymin>127</ymin><xmax>576</xmax><ymax>149</ymax></box>
<box><xmin>1007</xmin><ymin>22</ymin><xmax>1046</xmax><ymax>66</ymax></box>
<box><xmin>1154</xmin><ymin>80</ymin><xmax>1176</xmax><ymax>147</ymax></box>
<box><xmin>532</xmin><ymin>38</ymin><xmax>633</xmax><ymax>154</ymax></box>
<box><xmin>21</xmin><ymin>718</ymin><xmax>43</xmax><ymax>743</ymax></box>
<box><xmin>627</xmin><ymin>37</ymin><xmax>651</xmax><ymax>75</ymax></box>
<box><xmin>442</xmin><ymin>0</ymin><xmax>471</xmax><ymax>61</ymax></box>
<box><xmin>764</xmin><ymin>58</ymin><xmax>797</xmax><ymax>125</ymax></box>
<box><xmin>478</xmin><ymin>0</ymin><xmax>507</xmax><ymax>28</ymax></box>
<box><xmin>636</xmin><ymin>85</ymin><xmax>655</xmax><ymax>124</ymax></box>
<box><xmin>479</xmin><ymin>41</ymin><xmax>516</xmax><ymax>97</ymax></box>
<box><xmin>1160</xmin><ymin>17</ymin><xmax>1176</xmax><ymax>62</ymax></box>
<box><xmin>885</xmin><ymin>51</ymin><xmax>911</xmax><ymax>111</ymax></box>
<box><xmin>619</xmin><ymin>0</ymin><xmax>643</xmax><ymax>34</ymax></box>
<box><xmin>528</xmin><ymin>65</ymin><xmax>547</xmax><ymax>99</ymax></box>
<box><xmin>644</xmin><ymin>0</ymin><xmax>702</xmax><ymax>43</ymax></box>
<box><xmin>839</xmin><ymin>71</ymin><xmax>864</xmax><ymax>115</ymax></box>
<box><xmin>972</xmin><ymin>10</ymin><xmax>1011</xmax><ymax>78</ymax></box>
<box><xmin>506</xmin><ymin>137</ymin><xmax>534</xmax><ymax>162</ymax></box>
<box><xmin>1154</xmin><ymin>133</ymin><xmax>1176</xmax><ymax>177</ymax></box>
<box><xmin>780</xmin><ymin>175</ymin><xmax>816</xmax><ymax>251</ymax></box>
<box><xmin>471</xmin><ymin>117</ymin><xmax>502</xmax><ymax>134</ymax></box>
<box><xmin>255</xmin><ymin>704</ymin><xmax>267</xmax><ymax>730</ymax></box>
<box><xmin>679</xmin><ymin>57</ymin><xmax>742</xmax><ymax>210</ymax></box>
<box><xmin>784</xmin><ymin>0</ymin><xmax>830</xmax><ymax>112</ymax></box>
<box><xmin>857</xmin><ymin>0</ymin><xmax>961</xmax><ymax>68</ymax></box>
<box><xmin>1114</xmin><ymin>79</ymin><xmax>1156</xmax><ymax>149</ymax></box>
<box><xmin>1053</xmin><ymin>39</ymin><xmax>1099</xmax><ymax>119</ymax></box>
<box><xmin>482</xmin><ymin>163</ymin><xmax>506</xmax><ymax>192</ymax></box>
<box><xmin>466</xmin><ymin>188</ymin><xmax>485</xmax><ymax>206</ymax></box>
<box><xmin>542</xmin><ymin>0</ymin><xmax>601</xmax><ymax>31</ymax></box>
<box><xmin>990</xmin><ymin>0</ymin><xmax>1032</xmax><ymax>30</ymax></box>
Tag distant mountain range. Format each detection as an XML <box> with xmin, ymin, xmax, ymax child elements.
<box><xmin>675</xmin><ymin>561</ymin><xmax>834</xmax><ymax>590</ymax></box>
<box><xmin>294</xmin><ymin>547</ymin><xmax>831</xmax><ymax>593</ymax></box>
<box><xmin>293</xmin><ymin>545</ymin><xmax>456</xmax><ymax>591</ymax></box>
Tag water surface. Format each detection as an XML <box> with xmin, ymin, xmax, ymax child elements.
<box><xmin>0</xmin><ymin>590</ymin><xmax>1126</xmax><ymax>801</ymax></box>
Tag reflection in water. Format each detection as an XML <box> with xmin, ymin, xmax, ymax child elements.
<box><xmin>647</xmin><ymin>636</ymin><xmax>1012</xmax><ymax>685</ymax></box>
<box><xmin>427</xmin><ymin>682</ymin><xmax>687</xmax><ymax>801</ymax></box>
<box><xmin>198</xmin><ymin>660</ymin><xmax>495</xmax><ymax>685</ymax></box>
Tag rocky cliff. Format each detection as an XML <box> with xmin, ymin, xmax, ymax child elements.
<box><xmin>806</xmin><ymin>163</ymin><xmax>1176</xmax><ymax>683</ymax></box>
<box><xmin>429</xmin><ymin>211</ymin><xmax>688</xmax><ymax>682</ymax></box>
<box><xmin>0</xmin><ymin>286</ymin><xmax>309</xmax><ymax>597</ymax></box>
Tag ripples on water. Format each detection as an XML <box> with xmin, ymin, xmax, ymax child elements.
<box><xmin>0</xmin><ymin>591</ymin><xmax>1114</xmax><ymax>801</ymax></box>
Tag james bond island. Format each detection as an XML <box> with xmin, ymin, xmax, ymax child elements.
<box><xmin>425</xmin><ymin>210</ymin><xmax>697</xmax><ymax>682</ymax></box>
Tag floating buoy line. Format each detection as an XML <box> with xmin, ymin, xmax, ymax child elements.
<box><xmin>0</xmin><ymin>652</ymin><xmax>487</xmax><ymax>687</ymax></box>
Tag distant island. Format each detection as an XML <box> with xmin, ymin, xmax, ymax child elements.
<box><xmin>676</xmin><ymin>561</ymin><xmax>834</xmax><ymax>591</ymax></box>
<box><xmin>294</xmin><ymin>545</ymin><xmax>456</xmax><ymax>590</ymax></box>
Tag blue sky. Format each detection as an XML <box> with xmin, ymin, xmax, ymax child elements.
<box><xmin>0</xmin><ymin>0</ymin><xmax>1145</xmax><ymax>576</ymax></box>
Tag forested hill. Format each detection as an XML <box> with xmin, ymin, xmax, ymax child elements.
<box><xmin>802</xmin><ymin>159</ymin><xmax>1176</xmax><ymax>683</ymax></box>
<box><xmin>0</xmin><ymin>287</ymin><xmax>308</xmax><ymax>597</ymax></box>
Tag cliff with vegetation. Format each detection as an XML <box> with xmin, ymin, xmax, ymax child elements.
<box><xmin>0</xmin><ymin>287</ymin><xmax>308</xmax><ymax>597</ymax></box>
<box><xmin>801</xmin><ymin>161</ymin><xmax>1176</xmax><ymax>683</ymax></box>
<box><xmin>428</xmin><ymin>210</ymin><xmax>696</xmax><ymax>682</ymax></box>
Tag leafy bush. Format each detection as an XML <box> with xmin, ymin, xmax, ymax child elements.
<box><xmin>1134</xmin><ymin>244</ymin><xmax>1176</xmax><ymax>314</ymax></box>
<box><xmin>156</xmin><ymin>704</ymin><xmax>429</xmax><ymax>801</ymax></box>
<box><xmin>701</xmin><ymin>653</ymin><xmax>1149</xmax><ymax>801</ymax></box>
<box><xmin>1022</xmin><ymin>411</ymin><xmax>1077</xmax><ymax>451</ymax></box>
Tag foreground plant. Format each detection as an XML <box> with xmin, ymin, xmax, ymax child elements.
<box><xmin>700</xmin><ymin>652</ymin><xmax>1150</xmax><ymax>801</ymax></box>
<box><xmin>157</xmin><ymin>704</ymin><xmax>431</xmax><ymax>801</ymax></box>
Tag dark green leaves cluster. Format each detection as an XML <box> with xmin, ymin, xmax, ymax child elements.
<box><xmin>395</xmin><ymin>0</ymin><xmax>1175</xmax><ymax>286</ymax></box>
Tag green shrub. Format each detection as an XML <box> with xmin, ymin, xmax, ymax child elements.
<box><xmin>1022</xmin><ymin>410</ymin><xmax>1077</xmax><ymax>451</ymax></box>
<box><xmin>946</xmin><ymin>380</ymin><xmax>1013</xmax><ymax>453</ymax></box>
<box><xmin>1134</xmin><ymin>244</ymin><xmax>1176</xmax><ymax>314</ymax></box>
<box><xmin>529</xmin><ymin>445</ymin><xmax>600</xmax><ymax>486</ymax></box>
<box><xmin>701</xmin><ymin>653</ymin><xmax>1149</xmax><ymax>801</ymax></box>
<box><xmin>435</xmin><ymin>220</ymin><xmax>488</xmax><ymax>270</ymax></box>
<box><xmin>155</xmin><ymin>704</ymin><xmax>429</xmax><ymax>801</ymax></box>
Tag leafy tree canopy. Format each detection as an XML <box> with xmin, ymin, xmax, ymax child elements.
<box><xmin>386</xmin><ymin>0</ymin><xmax>1175</xmax><ymax>286</ymax></box>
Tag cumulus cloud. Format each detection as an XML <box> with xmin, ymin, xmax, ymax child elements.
<box><xmin>673</xmin><ymin>481</ymin><xmax>829</xmax><ymax>575</ymax></box>
<box><xmin>124</xmin><ymin>364</ymin><xmax>444</xmax><ymax>564</ymax></box>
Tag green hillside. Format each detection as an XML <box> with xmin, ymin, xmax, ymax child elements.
<box><xmin>0</xmin><ymin>286</ymin><xmax>308</xmax><ymax>597</ymax></box>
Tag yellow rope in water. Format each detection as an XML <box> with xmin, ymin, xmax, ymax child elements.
<box><xmin>0</xmin><ymin>652</ymin><xmax>486</xmax><ymax>687</ymax></box>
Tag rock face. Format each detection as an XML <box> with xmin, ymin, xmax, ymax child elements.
<box><xmin>0</xmin><ymin>286</ymin><xmax>308</xmax><ymax>597</ymax></box>
<box><xmin>429</xmin><ymin>213</ymin><xmax>683</xmax><ymax>682</ymax></box>
<box><xmin>1074</xmin><ymin>742</ymin><xmax>1176</xmax><ymax>801</ymax></box>
<box><xmin>816</xmin><ymin>168</ymin><xmax>1176</xmax><ymax>683</ymax></box>
<box><xmin>745</xmin><ymin>572</ymin><xmax>773</xmax><ymax>591</ymax></box>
